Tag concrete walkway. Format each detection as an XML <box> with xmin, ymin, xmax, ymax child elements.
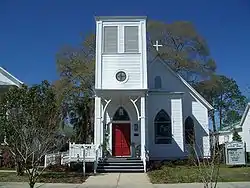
<box><xmin>84</xmin><ymin>173</ymin><xmax>153</xmax><ymax>188</ymax></box>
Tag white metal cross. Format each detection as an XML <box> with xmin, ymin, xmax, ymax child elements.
<box><xmin>153</xmin><ymin>40</ymin><xmax>163</xmax><ymax>51</ymax></box>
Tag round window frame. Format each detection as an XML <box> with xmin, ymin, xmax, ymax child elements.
<box><xmin>114</xmin><ymin>70</ymin><xmax>129</xmax><ymax>83</ymax></box>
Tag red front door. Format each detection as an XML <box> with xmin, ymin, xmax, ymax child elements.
<box><xmin>112</xmin><ymin>123</ymin><xmax>131</xmax><ymax>156</ymax></box>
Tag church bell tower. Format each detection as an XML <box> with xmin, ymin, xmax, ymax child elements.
<box><xmin>94</xmin><ymin>16</ymin><xmax>148</xmax><ymax>90</ymax></box>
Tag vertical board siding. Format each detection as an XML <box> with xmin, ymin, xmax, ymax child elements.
<box><xmin>102</xmin><ymin>54</ymin><xmax>141</xmax><ymax>89</ymax></box>
<box><xmin>171</xmin><ymin>98</ymin><xmax>184</xmax><ymax>151</ymax></box>
<box><xmin>124</xmin><ymin>26</ymin><xmax>139</xmax><ymax>52</ymax></box>
<box><xmin>192</xmin><ymin>101</ymin><xmax>210</xmax><ymax>157</ymax></box>
<box><xmin>103</xmin><ymin>26</ymin><xmax>118</xmax><ymax>53</ymax></box>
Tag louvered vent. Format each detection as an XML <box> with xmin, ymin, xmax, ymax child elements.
<box><xmin>103</xmin><ymin>26</ymin><xmax>118</xmax><ymax>53</ymax></box>
<box><xmin>124</xmin><ymin>26</ymin><xmax>139</xmax><ymax>53</ymax></box>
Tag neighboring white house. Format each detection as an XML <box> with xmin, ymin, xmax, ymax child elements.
<box><xmin>0</xmin><ymin>67</ymin><xmax>22</xmax><ymax>87</ymax></box>
<box><xmin>0</xmin><ymin>67</ymin><xmax>23</xmax><ymax>144</ymax></box>
<box><xmin>93</xmin><ymin>16</ymin><xmax>213</xmax><ymax>161</ymax></box>
<box><xmin>218</xmin><ymin>103</ymin><xmax>250</xmax><ymax>152</ymax></box>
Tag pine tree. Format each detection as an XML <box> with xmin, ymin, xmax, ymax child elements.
<box><xmin>232</xmin><ymin>128</ymin><xmax>242</xmax><ymax>142</ymax></box>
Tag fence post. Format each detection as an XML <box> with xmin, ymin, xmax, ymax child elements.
<box><xmin>44</xmin><ymin>155</ymin><xmax>47</xmax><ymax>168</ymax></box>
<box><xmin>82</xmin><ymin>146</ymin><xmax>86</xmax><ymax>177</ymax></box>
<box><xmin>69</xmin><ymin>142</ymin><xmax>72</xmax><ymax>167</ymax></box>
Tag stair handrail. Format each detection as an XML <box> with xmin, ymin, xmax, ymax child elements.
<box><xmin>94</xmin><ymin>144</ymin><xmax>101</xmax><ymax>174</ymax></box>
<box><xmin>142</xmin><ymin>144</ymin><xmax>149</xmax><ymax>172</ymax></box>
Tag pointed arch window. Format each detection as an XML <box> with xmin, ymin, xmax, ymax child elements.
<box><xmin>155</xmin><ymin>110</ymin><xmax>172</xmax><ymax>144</ymax></box>
<box><xmin>113</xmin><ymin>107</ymin><xmax>130</xmax><ymax>121</ymax></box>
<box><xmin>154</xmin><ymin>76</ymin><xmax>162</xmax><ymax>89</ymax></box>
<box><xmin>185</xmin><ymin>116</ymin><xmax>195</xmax><ymax>144</ymax></box>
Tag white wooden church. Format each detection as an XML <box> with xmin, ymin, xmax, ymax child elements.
<box><xmin>0</xmin><ymin>16</ymin><xmax>214</xmax><ymax>173</ymax></box>
<box><xmin>93</xmin><ymin>15</ymin><xmax>213</xmax><ymax>165</ymax></box>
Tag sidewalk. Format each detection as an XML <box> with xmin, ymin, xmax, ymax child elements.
<box><xmin>0</xmin><ymin>173</ymin><xmax>153</xmax><ymax>188</ymax></box>
<box><xmin>0</xmin><ymin>182</ymin><xmax>82</xmax><ymax>188</ymax></box>
<box><xmin>0</xmin><ymin>170</ymin><xmax>16</xmax><ymax>173</ymax></box>
<box><xmin>1</xmin><ymin>175</ymin><xmax>250</xmax><ymax>188</ymax></box>
<box><xmin>154</xmin><ymin>182</ymin><xmax>250</xmax><ymax>188</ymax></box>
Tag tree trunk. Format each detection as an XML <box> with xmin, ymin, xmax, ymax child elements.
<box><xmin>29</xmin><ymin>181</ymin><xmax>35</xmax><ymax>188</ymax></box>
<box><xmin>16</xmin><ymin>160</ymin><xmax>24</xmax><ymax>176</ymax></box>
<box><xmin>211</xmin><ymin>110</ymin><xmax>216</xmax><ymax>132</ymax></box>
<box><xmin>219</xmin><ymin>94</ymin><xmax>223</xmax><ymax>130</ymax></box>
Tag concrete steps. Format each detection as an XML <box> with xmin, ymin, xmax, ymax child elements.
<box><xmin>97</xmin><ymin>158</ymin><xmax>144</xmax><ymax>173</ymax></box>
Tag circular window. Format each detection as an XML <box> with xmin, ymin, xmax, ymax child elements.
<box><xmin>116</xmin><ymin>71</ymin><xmax>127</xmax><ymax>82</ymax></box>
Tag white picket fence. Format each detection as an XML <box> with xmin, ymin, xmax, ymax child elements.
<box><xmin>44</xmin><ymin>143</ymin><xmax>101</xmax><ymax>169</ymax></box>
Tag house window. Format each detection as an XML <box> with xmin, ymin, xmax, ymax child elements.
<box><xmin>124</xmin><ymin>26</ymin><xmax>139</xmax><ymax>53</ymax></box>
<box><xmin>155</xmin><ymin>110</ymin><xmax>172</xmax><ymax>144</ymax></box>
<box><xmin>103</xmin><ymin>26</ymin><xmax>118</xmax><ymax>53</ymax></box>
<box><xmin>154</xmin><ymin>76</ymin><xmax>162</xmax><ymax>89</ymax></box>
<box><xmin>184</xmin><ymin>116</ymin><xmax>195</xmax><ymax>144</ymax></box>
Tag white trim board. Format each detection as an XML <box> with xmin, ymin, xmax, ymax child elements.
<box><xmin>0</xmin><ymin>67</ymin><xmax>23</xmax><ymax>87</ymax></box>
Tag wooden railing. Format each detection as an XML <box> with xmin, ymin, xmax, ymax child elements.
<box><xmin>44</xmin><ymin>143</ymin><xmax>101</xmax><ymax>174</ymax></box>
<box><xmin>44</xmin><ymin>151</ymin><xmax>68</xmax><ymax>167</ymax></box>
<box><xmin>68</xmin><ymin>143</ymin><xmax>96</xmax><ymax>162</ymax></box>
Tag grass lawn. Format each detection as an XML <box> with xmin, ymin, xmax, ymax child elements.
<box><xmin>0</xmin><ymin>172</ymin><xmax>88</xmax><ymax>183</ymax></box>
<box><xmin>148</xmin><ymin>165</ymin><xmax>250</xmax><ymax>184</ymax></box>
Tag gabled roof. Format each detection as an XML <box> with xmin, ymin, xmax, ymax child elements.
<box><xmin>219</xmin><ymin>121</ymin><xmax>241</xmax><ymax>132</ymax></box>
<box><xmin>0</xmin><ymin>67</ymin><xmax>23</xmax><ymax>87</ymax></box>
<box><xmin>149</xmin><ymin>56</ymin><xmax>213</xmax><ymax>110</ymax></box>
<box><xmin>218</xmin><ymin>103</ymin><xmax>250</xmax><ymax>133</ymax></box>
<box><xmin>240</xmin><ymin>103</ymin><xmax>250</xmax><ymax>126</ymax></box>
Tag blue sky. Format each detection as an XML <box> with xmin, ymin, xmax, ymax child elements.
<box><xmin>1</xmin><ymin>0</ymin><xmax>250</xmax><ymax>94</ymax></box>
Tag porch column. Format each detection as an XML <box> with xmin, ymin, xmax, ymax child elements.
<box><xmin>140</xmin><ymin>95</ymin><xmax>146</xmax><ymax>158</ymax></box>
<box><xmin>94</xmin><ymin>96</ymin><xmax>102</xmax><ymax>146</ymax></box>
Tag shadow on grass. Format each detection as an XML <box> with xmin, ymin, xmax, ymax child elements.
<box><xmin>147</xmin><ymin>161</ymin><xmax>250</xmax><ymax>184</ymax></box>
<box><xmin>0</xmin><ymin>172</ymin><xmax>89</xmax><ymax>183</ymax></box>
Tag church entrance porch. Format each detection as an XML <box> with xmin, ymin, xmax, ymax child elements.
<box><xmin>94</xmin><ymin>91</ymin><xmax>147</xmax><ymax>171</ymax></box>
<box><xmin>112</xmin><ymin>122</ymin><xmax>131</xmax><ymax>157</ymax></box>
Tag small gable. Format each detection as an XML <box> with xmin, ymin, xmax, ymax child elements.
<box><xmin>148</xmin><ymin>57</ymin><xmax>188</xmax><ymax>92</ymax></box>
<box><xmin>148</xmin><ymin>56</ymin><xmax>213</xmax><ymax>110</ymax></box>
<box><xmin>113</xmin><ymin>106</ymin><xmax>130</xmax><ymax>121</ymax></box>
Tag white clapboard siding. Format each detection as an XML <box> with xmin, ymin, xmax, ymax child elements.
<box><xmin>103</xmin><ymin>26</ymin><xmax>118</xmax><ymax>53</ymax></box>
<box><xmin>101</xmin><ymin>54</ymin><xmax>141</xmax><ymax>89</ymax></box>
<box><xmin>124</xmin><ymin>26</ymin><xmax>139</xmax><ymax>52</ymax></box>
<box><xmin>192</xmin><ymin>101</ymin><xmax>210</xmax><ymax>157</ymax></box>
<box><xmin>171</xmin><ymin>98</ymin><xmax>184</xmax><ymax>151</ymax></box>
<box><xmin>242</xmin><ymin>111</ymin><xmax>250</xmax><ymax>152</ymax></box>
<box><xmin>95</xmin><ymin>18</ymin><xmax>147</xmax><ymax>90</ymax></box>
